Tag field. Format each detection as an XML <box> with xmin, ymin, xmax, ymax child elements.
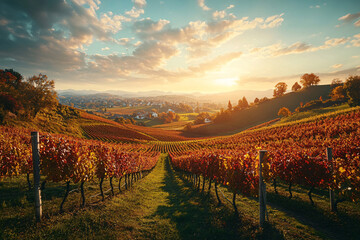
<box><xmin>1</xmin><ymin>106</ymin><xmax>360</xmax><ymax>240</ymax></box>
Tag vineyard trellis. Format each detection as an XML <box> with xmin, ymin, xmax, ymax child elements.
<box><xmin>1</xmin><ymin>108</ymin><xmax>359</xmax><ymax>227</ymax></box>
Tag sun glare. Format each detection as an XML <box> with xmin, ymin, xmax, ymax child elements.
<box><xmin>214</xmin><ymin>78</ymin><xmax>238</xmax><ymax>87</ymax></box>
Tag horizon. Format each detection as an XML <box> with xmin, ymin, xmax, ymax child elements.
<box><xmin>0</xmin><ymin>0</ymin><xmax>359</xmax><ymax>93</ymax></box>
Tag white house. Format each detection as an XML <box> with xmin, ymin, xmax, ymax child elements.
<box><xmin>204</xmin><ymin>118</ymin><xmax>212</xmax><ymax>123</ymax></box>
<box><xmin>151</xmin><ymin>112</ymin><xmax>158</xmax><ymax>118</ymax></box>
<box><xmin>167</xmin><ymin>108</ymin><xmax>175</xmax><ymax>113</ymax></box>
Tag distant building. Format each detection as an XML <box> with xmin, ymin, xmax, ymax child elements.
<box><xmin>167</xmin><ymin>109</ymin><xmax>175</xmax><ymax>113</ymax></box>
<box><xmin>135</xmin><ymin>115</ymin><xmax>145</xmax><ymax>120</ymax></box>
<box><xmin>151</xmin><ymin>112</ymin><xmax>158</xmax><ymax>118</ymax></box>
<box><xmin>204</xmin><ymin>118</ymin><xmax>212</xmax><ymax>123</ymax></box>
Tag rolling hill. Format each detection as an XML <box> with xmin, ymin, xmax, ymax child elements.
<box><xmin>188</xmin><ymin>85</ymin><xmax>333</xmax><ymax>136</ymax></box>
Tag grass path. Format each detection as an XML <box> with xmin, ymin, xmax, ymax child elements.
<box><xmin>2</xmin><ymin>154</ymin><xmax>359</xmax><ymax>239</ymax></box>
<box><xmin>1</xmin><ymin>154</ymin><xmax>253</xmax><ymax>239</ymax></box>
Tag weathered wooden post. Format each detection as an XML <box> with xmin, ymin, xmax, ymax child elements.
<box><xmin>327</xmin><ymin>147</ymin><xmax>335</xmax><ymax>212</ymax></box>
<box><xmin>31</xmin><ymin>132</ymin><xmax>42</xmax><ymax>222</ymax></box>
<box><xmin>259</xmin><ymin>150</ymin><xmax>267</xmax><ymax>228</ymax></box>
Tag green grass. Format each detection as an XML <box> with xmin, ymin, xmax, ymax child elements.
<box><xmin>190</xmin><ymin>85</ymin><xmax>333</xmax><ymax>136</ymax></box>
<box><xmin>276</xmin><ymin>103</ymin><xmax>351</xmax><ymax>125</ymax></box>
<box><xmin>2</xmin><ymin>154</ymin><xmax>360</xmax><ymax>239</ymax></box>
<box><xmin>178</xmin><ymin>113</ymin><xmax>198</xmax><ymax>121</ymax></box>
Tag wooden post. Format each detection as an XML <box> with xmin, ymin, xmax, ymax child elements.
<box><xmin>259</xmin><ymin>150</ymin><xmax>267</xmax><ymax>228</ymax></box>
<box><xmin>31</xmin><ymin>132</ymin><xmax>42</xmax><ymax>222</ymax></box>
<box><xmin>327</xmin><ymin>148</ymin><xmax>335</xmax><ymax>212</ymax></box>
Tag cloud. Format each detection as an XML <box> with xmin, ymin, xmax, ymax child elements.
<box><xmin>84</xmin><ymin>41</ymin><xmax>179</xmax><ymax>78</ymax></box>
<box><xmin>80</xmin><ymin>48</ymin><xmax>243</xmax><ymax>85</ymax></box>
<box><xmin>310</xmin><ymin>5</ymin><xmax>320</xmax><ymax>9</ymax></box>
<box><xmin>118</xmin><ymin>38</ymin><xmax>131</xmax><ymax>46</ymax></box>
<box><xmin>212</xmin><ymin>10</ymin><xmax>227</xmax><ymax>20</ymax></box>
<box><xmin>351</xmin><ymin>33</ymin><xmax>360</xmax><ymax>47</ymax></box>
<box><xmin>332</xmin><ymin>64</ymin><xmax>343</xmax><ymax>69</ymax></box>
<box><xmin>227</xmin><ymin>5</ymin><xmax>234</xmax><ymax>10</ymax></box>
<box><xmin>338</xmin><ymin>12</ymin><xmax>360</xmax><ymax>27</ymax></box>
<box><xmin>100</xmin><ymin>12</ymin><xmax>130</xmax><ymax>34</ymax></box>
<box><xmin>132</xmin><ymin>13</ymin><xmax>284</xmax><ymax>58</ymax></box>
<box><xmin>101</xmin><ymin>47</ymin><xmax>110</xmax><ymax>51</ymax></box>
<box><xmin>133</xmin><ymin>18</ymin><xmax>170</xmax><ymax>33</ymax></box>
<box><xmin>125</xmin><ymin>7</ymin><xmax>145</xmax><ymax>18</ymax></box>
<box><xmin>132</xmin><ymin>0</ymin><xmax>146</xmax><ymax>8</ymax></box>
<box><xmin>251</xmin><ymin>37</ymin><xmax>350</xmax><ymax>57</ymax></box>
<box><xmin>189</xmin><ymin>51</ymin><xmax>242</xmax><ymax>73</ymax></box>
<box><xmin>198</xmin><ymin>0</ymin><xmax>210</xmax><ymax>11</ymax></box>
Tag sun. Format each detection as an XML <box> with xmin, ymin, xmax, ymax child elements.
<box><xmin>214</xmin><ymin>78</ymin><xmax>238</xmax><ymax>87</ymax></box>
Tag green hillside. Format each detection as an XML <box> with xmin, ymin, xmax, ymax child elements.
<box><xmin>189</xmin><ymin>85</ymin><xmax>333</xmax><ymax>136</ymax></box>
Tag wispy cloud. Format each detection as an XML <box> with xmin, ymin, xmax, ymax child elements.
<box><xmin>227</xmin><ymin>5</ymin><xmax>235</xmax><ymax>10</ymax></box>
<box><xmin>332</xmin><ymin>64</ymin><xmax>343</xmax><ymax>69</ymax></box>
<box><xmin>198</xmin><ymin>0</ymin><xmax>210</xmax><ymax>11</ymax></box>
<box><xmin>251</xmin><ymin>37</ymin><xmax>351</xmax><ymax>57</ymax></box>
<box><xmin>125</xmin><ymin>7</ymin><xmax>144</xmax><ymax>18</ymax></box>
<box><xmin>133</xmin><ymin>13</ymin><xmax>284</xmax><ymax>58</ymax></box>
<box><xmin>351</xmin><ymin>33</ymin><xmax>360</xmax><ymax>47</ymax></box>
<box><xmin>338</xmin><ymin>12</ymin><xmax>360</xmax><ymax>27</ymax></box>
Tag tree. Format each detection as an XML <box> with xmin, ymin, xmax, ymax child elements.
<box><xmin>273</xmin><ymin>82</ymin><xmax>287</xmax><ymax>97</ymax></box>
<box><xmin>254</xmin><ymin>97</ymin><xmax>259</xmax><ymax>104</ymax></box>
<box><xmin>241</xmin><ymin>96</ymin><xmax>249</xmax><ymax>108</ymax></box>
<box><xmin>184</xmin><ymin>122</ymin><xmax>193</xmax><ymax>131</ymax></box>
<box><xmin>194</xmin><ymin>112</ymin><xmax>210</xmax><ymax>124</ymax></box>
<box><xmin>330</xmin><ymin>86</ymin><xmax>345</xmax><ymax>101</ymax></box>
<box><xmin>278</xmin><ymin>107</ymin><xmax>291</xmax><ymax>117</ymax></box>
<box><xmin>22</xmin><ymin>74</ymin><xmax>58</xmax><ymax>118</ymax></box>
<box><xmin>292</xmin><ymin>82</ymin><xmax>301</xmax><ymax>92</ymax></box>
<box><xmin>343</xmin><ymin>76</ymin><xmax>360</xmax><ymax>106</ymax></box>
<box><xmin>227</xmin><ymin>100</ymin><xmax>233</xmax><ymax>111</ymax></box>
<box><xmin>300</xmin><ymin>73</ymin><xmax>320</xmax><ymax>88</ymax></box>
<box><xmin>331</xmin><ymin>78</ymin><xmax>343</xmax><ymax>86</ymax></box>
<box><xmin>0</xmin><ymin>93</ymin><xmax>21</xmax><ymax>123</ymax></box>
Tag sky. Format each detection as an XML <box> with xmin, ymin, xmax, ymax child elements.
<box><xmin>0</xmin><ymin>0</ymin><xmax>359</xmax><ymax>93</ymax></box>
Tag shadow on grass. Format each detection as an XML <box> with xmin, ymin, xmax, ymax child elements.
<box><xmin>267</xmin><ymin>189</ymin><xmax>360</xmax><ymax>240</ymax></box>
<box><xmin>148</xmin><ymin>157</ymin><xmax>283</xmax><ymax>240</ymax></box>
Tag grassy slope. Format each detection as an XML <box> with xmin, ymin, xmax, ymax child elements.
<box><xmin>6</xmin><ymin>107</ymin><xmax>84</xmax><ymax>138</ymax></box>
<box><xmin>2</xmin><ymin>155</ymin><xmax>359</xmax><ymax>239</ymax></box>
<box><xmin>189</xmin><ymin>85</ymin><xmax>332</xmax><ymax>136</ymax></box>
<box><xmin>275</xmin><ymin>103</ymin><xmax>350</xmax><ymax>125</ymax></box>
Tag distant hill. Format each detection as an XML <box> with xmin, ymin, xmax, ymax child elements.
<box><xmin>196</xmin><ymin>89</ymin><xmax>273</xmax><ymax>104</ymax></box>
<box><xmin>57</xmin><ymin>88</ymin><xmax>273</xmax><ymax>104</ymax></box>
<box><xmin>188</xmin><ymin>85</ymin><xmax>333</xmax><ymax>136</ymax></box>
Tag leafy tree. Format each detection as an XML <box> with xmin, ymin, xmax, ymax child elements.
<box><xmin>115</xmin><ymin>117</ymin><xmax>126</xmax><ymax>124</ymax></box>
<box><xmin>273</xmin><ymin>82</ymin><xmax>287</xmax><ymax>97</ymax></box>
<box><xmin>344</xmin><ymin>76</ymin><xmax>360</xmax><ymax>106</ymax></box>
<box><xmin>259</xmin><ymin>97</ymin><xmax>269</xmax><ymax>103</ymax></box>
<box><xmin>227</xmin><ymin>100</ymin><xmax>233</xmax><ymax>111</ymax></box>
<box><xmin>22</xmin><ymin>74</ymin><xmax>58</xmax><ymax>118</ymax></box>
<box><xmin>330</xmin><ymin>86</ymin><xmax>345</xmax><ymax>101</ymax></box>
<box><xmin>300</xmin><ymin>73</ymin><xmax>320</xmax><ymax>88</ymax></box>
<box><xmin>0</xmin><ymin>93</ymin><xmax>21</xmax><ymax>123</ymax></box>
<box><xmin>194</xmin><ymin>112</ymin><xmax>211</xmax><ymax>124</ymax></box>
<box><xmin>184</xmin><ymin>122</ymin><xmax>193</xmax><ymax>131</ymax></box>
<box><xmin>292</xmin><ymin>82</ymin><xmax>301</xmax><ymax>92</ymax></box>
<box><xmin>241</xmin><ymin>96</ymin><xmax>248</xmax><ymax>108</ymax></box>
<box><xmin>0</xmin><ymin>69</ymin><xmax>23</xmax><ymax>91</ymax></box>
<box><xmin>278</xmin><ymin>107</ymin><xmax>291</xmax><ymax>117</ymax></box>
<box><xmin>234</xmin><ymin>96</ymin><xmax>249</xmax><ymax>111</ymax></box>
<box><xmin>158</xmin><ymin>111</ymin><xmax>180</xmax><ymax>123</ymax></box>
<box><xmin>331</xmin><ymin>78</ymin><xmax>343</xmax><ymax>86</ymax></box>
